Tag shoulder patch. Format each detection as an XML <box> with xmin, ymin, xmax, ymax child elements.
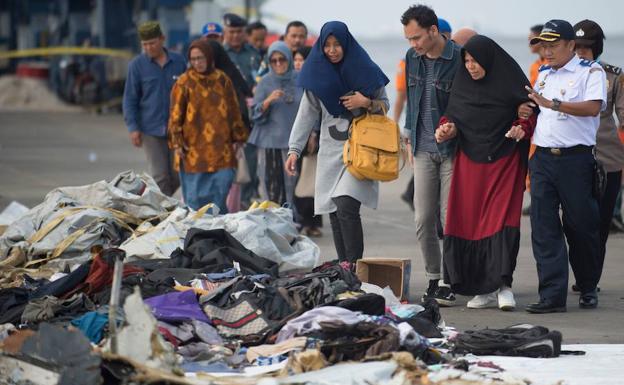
<box><xmin>603</xmin><ymin>63</ymin><xmax>622</xmax><ymax>75</ymax></box>
<box><xmin>538</xmin><ymin>64</ymin><xmax>551</xmax><ymax>72</ymax></box>
<box><xmin>579</xmin><ymin>59</ymin><xmax>596</xmax><ymax>67</ymax></box>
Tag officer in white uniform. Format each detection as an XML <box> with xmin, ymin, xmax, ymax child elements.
<box><xmin>524</xmin><ymin>20</ymin><xmax>607</xmax><ymax>313</ymax></box>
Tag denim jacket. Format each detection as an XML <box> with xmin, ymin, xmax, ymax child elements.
<box><xmin>405</xmin><ymin>38</ymin><xmax>462</xmax><ymax>156</ymax></box>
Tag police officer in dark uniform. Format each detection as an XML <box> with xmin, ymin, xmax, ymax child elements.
<box><xmin>572</xmin><ymin>19</ymin><xmax>624</xmax><ymax>292</ymax></box>
<box><xmin>525</xmin><ymin>20</ymin><xmax>607</xmax><ymax>313</ymax></box>
<box><xmin>222</xmin><ymin>13</ymin><xmax>261</xmax><ymax>89</ymax></box>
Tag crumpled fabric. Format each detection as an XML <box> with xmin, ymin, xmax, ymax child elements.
<box><xmin>275</xmin><ymin>306</ymin><xmax>363</xmax><ymax>343</ymax></box>
<box><xmin>21</xmin><ymin>293</ymin><xmax>95</xmax><ymax>323</ymax></box>
<box><xmin>310</xmin><ymin>321</ymin><xmax>401</xmax><ymax>363</ymax></box>
<box><xmin>326</xmin><ymin>293</ymin><xmax>386</xmax><ymax>316</ymax></box>
<box><xmin>181</xmin><ymin>360</ymin><xmax>239</xmax><ymax>373</ymax></box>
<box><xmin>191</xmin><ymin>319</ymin><xmax>223</xmax><ymax>344</ymax></box>
<box><xmin>246</xmin><ymin>336</ymin><xmax>307</xmax><ymax>362</ymax></box>
<box><xmin>178</xmin><ymin>342</ymin><xmax>233</xmax><ymax>362</ymax></box>
<box><xmin>168</xmin><ymin>228</ymin><xmax>279</xmax><ymax>277</ymax></box>
<box><xmin>157</xmin><ymin>319</ymin><xmax>222</xmax><ymax>345</ymax></box>
<box><xmin>0</xmin><ymin>170</ymin><xmax>179</xmax><ymax>270</ymax></box>
<box><xmin>144</xmin><ymin>289</ymin><xmax>210</xmax><ymax>323</ymax></box>
<box><xmin>0</xmin><ymin>287</ymin><xmax>30</xmax><ymax>324</ymax></box>
<box><xmin>122</xmin><ymin>207</ymin><xmax>320</xmax><ymax>273</ymax></box>
<box><xmin>30</xmin><ymin>262</ymin><xmax>92</xmax><ymax>300</ymax></box>
<box><xmin>71</xmin><ymin>311</ymin><xmax>109</xmax><ymax>343</ymax></box>
<box><xmin>157</xmin><ymin>321</ymin><xmax>194</xmax><ymax>343</ymax></box>
<box><xmin>63</xmin><ymin>248</ymin><xmax>143</xmax><ymax>297</ymax></box>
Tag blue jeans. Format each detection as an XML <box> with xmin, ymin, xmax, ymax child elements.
<box><xmin>529</xmin><ymin>149</ymin><xmax>600</xmax><ymax>305</ymax></box>
<box><xmin>179</xmin><ymin>168</ymin><xmax>235</xmax><ymax>213</ymax></box>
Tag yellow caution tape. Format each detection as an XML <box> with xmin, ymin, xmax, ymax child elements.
<box><xmin>156</xmin><ymin>236</ymin><xmax>181</xmax><ymax>244</ymax></box>
<box><xmin>0</xmin><ymin>46</ymin><xmax>133</xmax><ymax>60</ymax></box>
<box><xmin>248</xmin><ymin>200</ymin><xmax>279</xmax><ymax>211</ymax></box>
<box><xmin>27</xmin><ymin>208</ymin><xmax>81</xmax><ymax>244</ymax></box>
<box><xmin>24</xmin><ymin>205</ymin><xmax>143</xmax><ymax>267</ymax></box>
<box><xmin>192</xmin><ymin>203</ymin><xmax>216</xmax><ymax>219</ymax></box>
<box><xmin>24</xmin><ymin>214</ymin><xmax>136</xmax><ymax>268</ymax></box>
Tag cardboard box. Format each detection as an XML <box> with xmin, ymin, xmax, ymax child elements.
<box><xmin>356</xmin><ymin>258</ymin><xmax>411</xmax><ymax>301</ymax></box>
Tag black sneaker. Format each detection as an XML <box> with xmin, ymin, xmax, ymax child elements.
<box><xmin>433</xmin><ymin>286</ymin><xmax>456</xmax><ymax>307</ymax></box>
<box><xmin>421</xmin><ymin>279</ymin><xmax>439</xmax><ymax>302</ymax></box>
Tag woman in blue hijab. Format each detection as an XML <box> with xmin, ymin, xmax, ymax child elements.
<box><xmin>285</xmin><ymin>21</ymin><xmax>389</xmax><ymax>267</ymax></box>
<box><xmin>249</xmin><ymin>41</ymin><xmax>303</xmax><ymax>206</ymax></box>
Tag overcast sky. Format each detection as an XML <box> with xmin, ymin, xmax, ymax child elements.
<box><xmin>260</xmin><ymin>0</ymin><xmax>623</xmax><ymax>39</ymax></box>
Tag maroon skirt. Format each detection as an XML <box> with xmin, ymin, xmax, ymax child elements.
<box><xmin>443</xmin><ymin>148</ymin><xmax>527</xmax><ymax>295</ymax></box>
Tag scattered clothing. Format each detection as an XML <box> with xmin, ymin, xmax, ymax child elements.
<box><xmin>246</xmin><ymin>337</ymin><xmax>307</xmax><ymax>362</ymax></box>
<box><xmin>276</xmin><ymin>306</ymin><xmax>362</xmax><ymax>343</ymax></box>
<box><xmin>71</xmin><ymin>311</ymin><xmax>109</xmax><ymax>344</ymax></box>
<box><xmin>144</xmin><ymin>289</ymin><xmax>210</xmax><ymax>323</ymax></box>
<box><xmin>21</xmin><ymin>293</ymin><xmax>95</xmax><ymax>324</ymax></box>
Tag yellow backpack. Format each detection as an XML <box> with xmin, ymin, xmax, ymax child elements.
<box><xmin>343</xmin><ymin>111</ymin><xmax>401</xmax><ymax>181</ymax></box>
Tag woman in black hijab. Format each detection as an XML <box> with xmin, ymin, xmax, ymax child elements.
<box><xmin>206</xmin><ymin>40</ymin><xmax>252</xmax><ymax>129</ymax></box>
<box><xmin>435</xmin><ymin>35</ymin><xmax>536</xmax><ymax>311</ymax></box>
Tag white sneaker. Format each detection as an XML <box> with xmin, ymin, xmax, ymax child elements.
<box><xmin>498</xmin><ymin>287</ymin><xmax>516</xmax><ymax>311</ymax></box>
<box><xmin>466</xmin><ymin>293</ymin><xmax>497</xmax><ymax>309</ymax></box>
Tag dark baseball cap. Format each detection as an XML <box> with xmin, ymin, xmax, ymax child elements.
<box><xmin>573</xmin><ymin>19</ymin><xmax>605</xmax><ymax>46</ymax></box>
<box><xmin>223</xmin><ymin>13</ymin><xmax>247</xmax><ymax>28</ymax></box>
<box><xmin>530</xmin><ymin>19</ymin><xmax>575</xmax><ymax>45</ymax></box>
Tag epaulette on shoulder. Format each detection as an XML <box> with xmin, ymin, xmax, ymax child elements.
<box><xmin>579</xmin><ymin>59</ymin><xmax>596</xmax><ymax>67</ymax></box>
<box><xmin>603</xmin><ymin>63</ymin><xmax>622</xmax><ymax>75</ymax></box>
<box><xmin>538</xmin><ymin>64</ymin><xmax>551</xmax><ymax>72</ymax></box>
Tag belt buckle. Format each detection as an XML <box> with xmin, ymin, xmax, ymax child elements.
<box><xmin>550</xmin><ymin>148</ymin><xmax>562</xmax><ymax>156</ymax></box>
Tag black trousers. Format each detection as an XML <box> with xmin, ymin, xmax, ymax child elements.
<box><xmin>529</xmin><ymin>149</ymin><xmax>600</xmax><ymax>306</ymax></box>
<box><xmin>295</xmin><ymin>196</ymin><xmax>323</xmax><ymax>228</ymax></box>
<box><xmin>597</xmin><ymin>170</ymin><xmax>622</xmax><ymax>282</ymax></box>
<box><xmin>329</xmin><ymin>195</ymin><xmax>363</xmax><ymax>263</ymax></box>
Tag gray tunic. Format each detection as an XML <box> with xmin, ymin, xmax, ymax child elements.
<box><xmin>288</xmin><ymin>88</ymin><xmax>389</xmax><ymax>214</ymax></box>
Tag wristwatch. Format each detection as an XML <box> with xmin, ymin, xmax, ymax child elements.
<box><xmin>551</xmin><ymin>98</ymin><xmax>562</xmax><ymax>111</ymax></box>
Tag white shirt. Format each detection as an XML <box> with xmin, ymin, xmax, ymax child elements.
<box><xmin>532</xmin><ymin>54</ymin><xmax>607</xmax><ymax>148</ymax></box>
